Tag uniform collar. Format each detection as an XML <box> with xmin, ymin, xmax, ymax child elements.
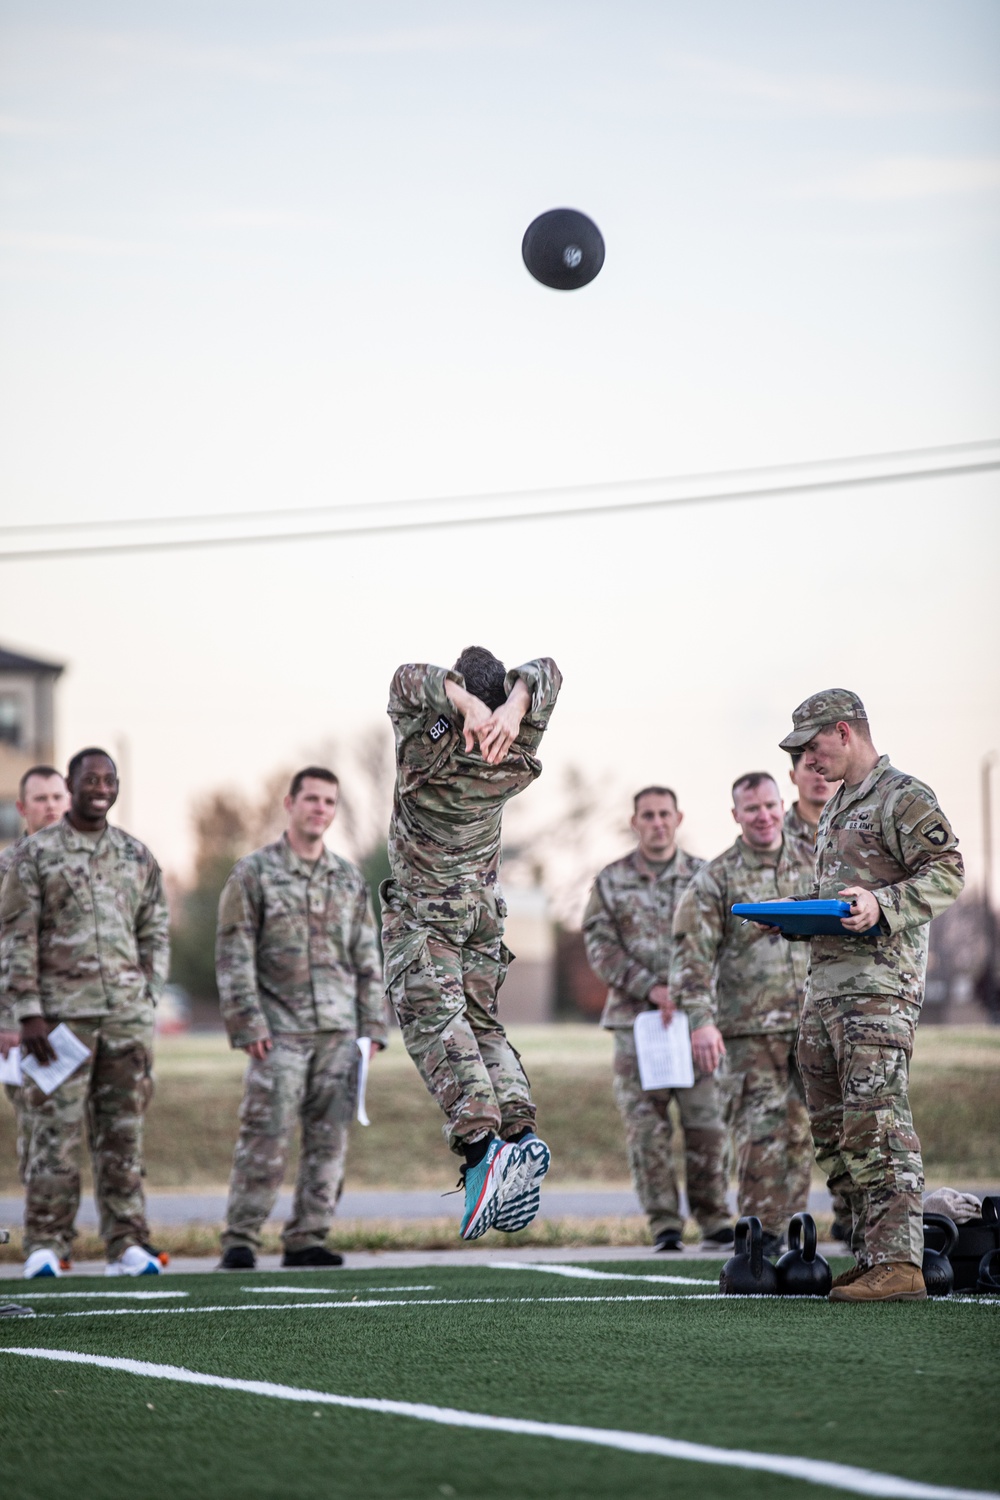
<box><xmin>280</xmin><ymin>832</ymin><xmax>332</xmax><ymax>879</ymax></box>
<box><xmin>630</xmin><ymin>847</ymin><xmax>685</xmax><ymax>883</ymax></box>
<box><xmin>734</xmin><ymin>835</ymin><xmax>785</xmax><ymax>869</ymax></box>
<box><xmin>59</xmin><ymin>815</ymin><xmax>114</xmax><ymax>853</ymax></box>
<box><xmin>830</xmin><ymin>754</ymin><xmax>891</xmax><ymax>817</ymax></box>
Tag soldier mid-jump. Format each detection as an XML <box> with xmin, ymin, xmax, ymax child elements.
<box><xmin>380</xmin><ymin>647</ymin><xmax>561</xmax><ymax>1239</ymax></box>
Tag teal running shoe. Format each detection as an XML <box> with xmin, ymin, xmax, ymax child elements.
<box><xmin>494</xmin><ymin>1133</ymin><xmax>551</xmax><ymax>1234</ymax></box>
<box><xmin>459</xmin><ymin>1138</ymin><xmax>520</xmax><ymax>1241</ymax></box>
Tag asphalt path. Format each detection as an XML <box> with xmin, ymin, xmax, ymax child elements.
<box><xmin>0</xmin><ymin>1187</ymin><xmax>838</xmax><ymax>1228</ymax></box>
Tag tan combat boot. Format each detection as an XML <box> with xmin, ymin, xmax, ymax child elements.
<box><xmin>829</xmin><ymin>1261</ymin><xmax>927</xmax><ymax>1303</ymax></box>
<box><xmin>829</xmin><ymin>1261</ymin><xmax>868</xmax><ymax>1291</ymax></box>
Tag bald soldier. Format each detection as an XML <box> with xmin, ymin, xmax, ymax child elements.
<box><xmin>0</xmin><ymin>767</ymin><xmax>70</xmax><ymax>1183</ymax></box>
<box><xmin>583</xmin><ymin>786</ymin><xmax>731</xmax><ymax>1252</ymax></box>
<box><xmin>780</xmin><ymin>690</ymin><xmax>964</xmax><ymax>1302</ymax></box>
<box><xmin>381</xmin><ymin>647</ymin><xmax>561</xmax><ymax>1239</ymax></box>
<box><xmin>670</xmin><ymin>772</ymin><xmax>814</xmax><ymax>1256</ymax></box>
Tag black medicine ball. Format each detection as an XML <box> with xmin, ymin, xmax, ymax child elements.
<box><xmin>521</xmin><ymin>208</ymin><xmax>605</xmax><ymax>290</ymax></box>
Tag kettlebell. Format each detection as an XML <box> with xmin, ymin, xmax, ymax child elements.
<box><xmin>720</xmin><ymin>1216</ymin><xmax>779</xmax><ymax>1295</ymax></box>
<box><xmin>921</xmin><ymin>1213</ymin><xmax>958</xmax><ymax>1297</ymax></box>
<box><xmin>775</xmin><ymin>1212</ymin><xmax>832</xmax><ymax>1297</ymax></box>
<box><xmin>976</xmin><ymin>1249</ymin><xmax>1000</xmax><ymax>1295</ymax></box>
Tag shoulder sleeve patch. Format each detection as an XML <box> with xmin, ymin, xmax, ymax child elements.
<box><xmin>914</xmin><ymin>813</ymin><xmax>955</xmax><ymax>850</ymax></box>
<box><xmin>428</xmin><ymin>715</ymin><xmax>451</xmax><ymax>742</ymax></box>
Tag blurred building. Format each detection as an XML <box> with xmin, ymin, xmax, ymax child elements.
<box><xmin>499</xmin><ymin>885</ymin><xmax>555</xmax><ymax>1023</ymax></box>
<box><xmin>0</xmin><ymin>644</ymin><xmax>64</xmax><ymax>845</ymax></box>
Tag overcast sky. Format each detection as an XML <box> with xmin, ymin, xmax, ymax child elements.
<box><xmin>1</xmin><ymin>1</ymin><xmax>998</xmax><ymax>892</ymax></box>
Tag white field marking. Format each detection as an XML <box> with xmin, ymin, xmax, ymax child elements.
<box><xmin>18</xmin><ymin>1292</ymin><xmax>1000</xmax><ymax>1321</ymax></box>
<box><xmin>2</xmin><ymin>1348</ymin><xmax>996</xmax><ymax>1500</ymax></box>
<box><xmin>248</xmin><ymin>1285</ymin><xmax>437</xmax><ymax>1295</ymax></box>
<box><xmin>8</xmin><ymin>1290</ymin><xmax>189</xmax><ymax>1300</ymax></box>
<box><xmin>489</xmin><ymin>1261</ymin><xmax>717</xmax><ymax>1287</ymax></box>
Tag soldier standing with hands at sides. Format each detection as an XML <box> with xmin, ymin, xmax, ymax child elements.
<box><xmin>216</xmin><ymin>767</ymin><xmax>386</xmax><ymax>1271</ymax></box>
<box><xmin>780</xmin><ymin>691</ymin><xmax>964</xmax><ymax>1302</ymax></box>
<box><xmin>671</xmin><ymin>773</ymin><xmax>814</xmax><ymax>1257</ymax></box>
<box><xmin>380</xmin><ymin>647</ymin><xmax>561</xmax><ymax>1239</ymax></box>
<box><xmin>0</xmin><ymin>749</ymin><xmax>169</xmax><ymax>1279</ymax></box>
<box><xmin>583</xmin><ymin>787</ymin><xmax>731</xmax><ymax>1252</ymax></box>
<box><xmin>1</xmin><ymin>768</ymin><xmax>70</xmax><ymax>1182</ymax></box>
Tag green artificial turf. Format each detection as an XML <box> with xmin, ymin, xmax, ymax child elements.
<box><xmin>1</xmin><ymin>1261</ymin><xmax>997</xmax><ymax>1500</ymax></box>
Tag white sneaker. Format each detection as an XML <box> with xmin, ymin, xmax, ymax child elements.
<box><xmin>23</xmin><ymin>1248</ymin><xmax>62</xmax><ymax>1279</ymax></box>
<box><xmin>105</xmin><ymin>1245</ymin><xmax>162</xmax><ymax>1277</ymax></box>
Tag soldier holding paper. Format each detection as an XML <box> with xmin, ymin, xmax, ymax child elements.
<box><xmin>216</xmin><ymin>767</ymin><xmax>386</xmax><ymax>1271</ymax></box>
<box><xmin>671</xmin><ymin>772</ymin><xmax>814</xmax><ymax>1257</ymax></box>
<box><xmin>0</xmin><ymin>749</ymin><xmax>169</xmax><ymax>1279</ymax></box>
<box><xmin>583</xmin><ymin>787</ymin><xmax>731</xmax><ymax>1252</ymax></box>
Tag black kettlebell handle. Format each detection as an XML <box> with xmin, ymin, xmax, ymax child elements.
<box><xmin>982</xmin><ymin>1197</ymin><xmax>1000</xmax><ymax>1226</ymax></box>
<box><xmin>922</xmin><ymin>1212</ymin><xmax>959</xmax><ymax>1257</ymax></box>
<box><xmin>787</xmin><ymin>1212</ymin><xmax>817</xmax><ymax>1263</ymax></box>
<box><xmin>736</xmin><ymin>1216</ymin><xmax>764</xmax><ymax>1276</ymax></box>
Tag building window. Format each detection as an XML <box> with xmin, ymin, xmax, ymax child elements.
<box><xmin>0</xmin><ymin>801</ymin><xmax>20</xmax><ymax>841</ymax></box>
<box><xmin>0</xmin><ymin>693</ymin><xmax>24</xmax><ymax>748</ymax></box>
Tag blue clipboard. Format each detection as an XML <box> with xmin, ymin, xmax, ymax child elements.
<box><xmin>731</xmin><ymin>900</ymin><xmax>881</xmax><ymax>937</ymax></box>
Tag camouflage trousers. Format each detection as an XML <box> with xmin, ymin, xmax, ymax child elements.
<box><xmin>21</xmin><ymin>1014</ymin><xmax>154</xmax><ymax>1261</ymax></box>
<box><xmin>612</xmin><ymin>1028</ymin><xmax>729</xmax><ymax>1239</ymax></box>
<box><xmin>718</xmin><ymin>1032</ymin><xmax>813</xmax><ymax>1239</ymax></box>
<box><xmin>223</xmin><ymin>1031</ymin><xmax>358</xmax><ymax>1253</ymax></box>
<box><xmin>382</xmin><ymin>884</ymin><xmax>534</xmax><ymax>1154</ymax></box>
<box><xmin>3</xmin><ymin>1082</ymin><xmax>28</xmax><ymax>1181</ymax></box>
<box><xmin>796</xmin><ymin>991</ymin><xmax>924</xmax><ymax>1267</ymax></box>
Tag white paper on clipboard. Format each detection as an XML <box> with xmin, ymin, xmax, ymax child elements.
<box><xmin>356</xmin><ymin>1037</ymin><xmax>372</xmax><ymax>1126</ymax></box>
<box><xmin>633</xmin><ymin>1009</ymin><xmax>695</xmax><ymax>1091</ymax></box>
<box><xmin>18</xmin><ymin>1023</ymin><xmax>91</xmax><ymax>1095</ymax></box>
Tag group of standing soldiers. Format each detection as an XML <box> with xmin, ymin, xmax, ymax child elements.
<box><xmin>0</xmin><ymin>664</ymin><xmax>965</xmax><ymax>1301</ymax></box>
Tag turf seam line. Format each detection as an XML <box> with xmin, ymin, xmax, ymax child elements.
<box><xmin>489</xmin><ymin>1261</ymin><xmax>718</xmax><ymax>1286</ymax></box>
<box><xmin>2</xmin><ymin>1346</ymin><xmax>996</xmax><ymax>1500</ymax></box>
<box><xmin>247</xmin><ymin>1285</ymin><xmax>437</xmax><ymax>1294</ymax></box>
<box><xmin>2</xmin><ymin>1290</ymin><xmax>189</xmax><ymax>1300</ymax></box>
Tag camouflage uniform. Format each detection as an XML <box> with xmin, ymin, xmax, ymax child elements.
<box><xmin>381</xmin><ymin>659</ymin><xmax>561</xmax><ymax>1152</ymax></box>
<box><xmin>0</xmin><ymin>838</ymin><xmax>28</xmax><ymax>1179</ymax></box>
<box><xmin>670</xmin><ymin>833</ymin><xmax>814</xmax><ymax>1239</ymax></box>
<box><xmin>0</xmin><ymin>818</ymin><xmax>169</xmax><ymax>1261</ymax></box>
<box><xmin>792</xmin><ymin>753</ymin><xmax>964</xmax><ymax>1267</ymax></box>
<box><xmin>582</xmin><ymin>848</ymin><xmax>729</xmax><ymax>1240</ymax></box>
<box><xmin>216</xmin><ymin>835</ymin><xmax>386</xmax><ymax>1254</ymax></box>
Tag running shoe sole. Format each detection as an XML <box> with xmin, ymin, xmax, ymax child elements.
<box><xmin>494</xmin><ymin>1136</ymin><xmax>551</xmax><ymax>1234</ymax></box>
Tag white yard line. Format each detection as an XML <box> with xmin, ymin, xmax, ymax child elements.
<box><xmin>14</xmin><ymin>1292</ymin><xmax>1000</xmax><ymax>1320</ymax></box>
<box><xmin>2</xmin><ymin>1346</ymin><xmax>996</xmax><ymax>1500</ymax></box>
<box><xmin>490</xmin><ymin>1260</ymin><xmax>717</xmax><ymax>1287</ymax></box>
<box><xmin>7</xmin><ymin>1290</ymin><xmax>189</xmax><ymax>1300</ymax></box>
<box><xmin>247</xmin><ymin>1285</ymin><xmax>437</xmax><ymax>1295</ymax></box>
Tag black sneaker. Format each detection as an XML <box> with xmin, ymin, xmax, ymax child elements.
<box><xmin>701</xmin><ymin>1226</ymin><xmax>735</xmax><ymax>1248</ymax></box>
<box><xmin>760</xmin><ymin>1232</ymin><xmax>785</xmax><ymax>1259</ymax></box>
<box><xmin>218</xmin><ymin>1246</ymin><xmax>256</xmax><ymax>1271</ymax></box>
<box><xmin>281</xmin><ymin>1246</ymin><xmax>344</xmax><ymax>1268</ymax></box>
<box><xmin>652</xmin><ymin>1230</ymin><xmax>683</xmax><ymax>1253</ymax></box>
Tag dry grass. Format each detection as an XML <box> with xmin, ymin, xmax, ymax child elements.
<box><xmin>1</xmin><ymin>1024</ymin><xmax>997</xmax><ymax>1202</ymax></box>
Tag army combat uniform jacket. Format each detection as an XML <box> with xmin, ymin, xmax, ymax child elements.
<box><xmin>582</xmin><ymin>848</ymin><xmax>703</xmax><ymax>1029</ymax></box>
<box><xmin>783</xmin><ymin>803</ymin><xmax>817</xmax><ymax>857</ymax></box>
<box><xmin>216</xmin><ymin>836</ymin><xmax>386</xmax><ymax>1050</ymax></box>
<box><xmin>381</xmin><ymin>658</ymin><xmax>562</xmax><ymax>986</ymax></box>
<box><xmin>0</xmin><ymin>836</ymin><xmax>24</xmax><ymax>1032</ymax></box>
<box><xmin>670</xmin><ymin>835</ymin><xmax>813</xmax><ymax>1036</ymax></box>
<box><xmin>807</xmin><ymin>756</ymin><xmax>964</xmax><ymax>1005</ymax></box>
<box><xmin>0</xmin><ymin>818</ymin><xmax>169</xmax><ymax>1025</ymax></box>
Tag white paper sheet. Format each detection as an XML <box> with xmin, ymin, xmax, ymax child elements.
<box><xmin>18</xmin><ymin>1023</ymin><xmax>91</xmax><ymax>1095</ymax></box>
<box><xmin>0</xmin><ymin>1046</ymin><xmax>22</xmax><ymax>1087</ymax></box>
<box><xmin>633</xmin><ymin>1009</ymin><xmax>695</xmax><ymax>1091</ymax></box>
<box><xmin>356</xmin><ymin>1036</ymin><xmax>372</xmax><ymax>1126</ymax></box>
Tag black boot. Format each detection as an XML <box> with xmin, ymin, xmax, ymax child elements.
<box><xmin>281</xmin><ymin>1246</ymin><xmax>345</xmax><ymax>1268</ymax></box>
<box><xmin>219</xmin><ymin>1246</ymin><xmax>256</xmax><ymax>1271</ymax></box>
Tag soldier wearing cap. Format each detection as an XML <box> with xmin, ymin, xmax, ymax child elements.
<box><xmin>779</xmin><ymin>690</ymin><xmax>964</xmax><ymax>1302</ymax></box>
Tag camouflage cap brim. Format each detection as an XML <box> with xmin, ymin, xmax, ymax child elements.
<box><xmin>778</xmin><ymin>726</ymin><xmax>819</xmax><ymax>751</ymax></box>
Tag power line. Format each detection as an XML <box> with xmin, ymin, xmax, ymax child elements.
<box><xmin>0</xmin><ymin>436</ymin><xmax>997</xmax><ymax>538</ymax></box>
<box><xmin>1</xmin><ymin>455</ymin><xmax>996</xmax><ymax>564</ymax></box>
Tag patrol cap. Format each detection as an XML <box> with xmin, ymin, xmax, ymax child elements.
<box><xmin>779</xmin><ymin>689</ymin><xmax>868</xmax><ymax>752</ymax></box>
